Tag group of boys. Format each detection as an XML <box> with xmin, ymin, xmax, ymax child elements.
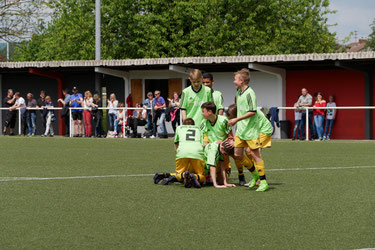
<box><xmin>153</xmin><ymin>68</ymin><xmax>271</xmax><ymax>192</ymax></box>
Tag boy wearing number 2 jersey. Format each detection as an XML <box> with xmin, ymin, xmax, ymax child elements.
<box><xmin>153</xmin><ymin>118</ymin><xmax>206</xmax><ymax>188</ymax></box>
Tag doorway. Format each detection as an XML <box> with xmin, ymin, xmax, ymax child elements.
<box><xmin>145</xmin><ymin>79</ymin><xmax>169</xmax><ymax>100</ymax></box>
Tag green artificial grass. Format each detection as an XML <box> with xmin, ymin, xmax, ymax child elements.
<box><xmin>0</xmin><ymin>137</ymin><xmax>374</xmax><ymax>249</ymax></box>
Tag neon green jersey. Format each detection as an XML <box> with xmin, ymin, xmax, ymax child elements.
<box><xmin>200</xmin><ymin>115</ymin><xmax>231</xmax><ymax>143</ymax></box>
<box><xmin>212</xmin><ymin>90</ymin><xmax>224</xmax><ymax>114</ymax></box>
<box><xmin>204</xmin><ymin>142</ymin><xmax>220</xmax><ymax>167</ymax></box>
<box><xmin>180</xmin><ymin>85</ymin><xmax>213</xmax><ymax>125</ymax></box>
<box><xmin>236</xmin><ymin>86</ymin><xmax>260</xmax><ymax>140</ymax></box>
<box><xmin>174</xmin><ymin>125</ymin><xmax>204</xmax><ymax>161</ymax></box>
<box><xmin>257</xmin><ymin>109</ymin><xmax>273</xmax><ymax>136</ymax></box>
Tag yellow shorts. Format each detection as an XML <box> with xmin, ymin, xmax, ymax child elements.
<box><xmin>234</xmin><ymin>135</ymin><xmax>261</xmax><ymax>150</ymax></box>
<box><xmin>259</xmin><ymin>133</ymin><xmax>272</xmax><ymax>148</ymax></box>
<box><xmin>175</xmin><ymin>158</ymin><xmax>205</xmax><ymax>175</ymax></box>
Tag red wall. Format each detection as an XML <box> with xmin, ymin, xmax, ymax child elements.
<box><xmin>286</xmin><ymin>69</ymin><xmax>368</xmax><ymax>139</ymax></box>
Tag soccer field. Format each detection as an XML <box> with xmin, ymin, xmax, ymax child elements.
<box><xmin>0</xmin><ymin>137</ymin><xmax>374</xmax><ymax>249</ymax></box>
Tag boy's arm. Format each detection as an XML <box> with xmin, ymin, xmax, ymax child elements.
<box><xmin>228</xmin><ymin>111</ymin><xmax>256</xmax><ymax>126</ymax></box>
<box><xmin>174</xmin><ymin>143</ymin><xmax>179</xmax><ymax>152</ymax></box>
<box><xmin>181</xmin><ymin>110</ymin><xmax>187</xmax><ymax>122</ymax></box>
<box><xmin>210</xmin><ymin>166</ymin><xmax>225</xmax><ymax>188</ymax></box>
<box><xmin>221</xmin><ymin>161</ymin><xmax>235</xmax><ymax>187</ymax></box>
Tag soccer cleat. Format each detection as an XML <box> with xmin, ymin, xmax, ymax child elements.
<box><xmin>161</xmin><ymin>175</ymin><xmax>177</xmax><ymax>185</ymax></box>
<box><xmin>248</xmin><ymin>171</ymin><xmax>260</xmax><ymax>189</ymax></box>
<box><xmin>153</xmin><ymin>173</ymin><xmax>167</xmax><ymax>184</ymax></box>
<box><xmin>184</xmin><ymin>171</ymin><xmax>192</xmax><ymax>188</ymax></box>
<box><xmin>190</xmin><ymin>173</ymin><xmax>201</xmax><ymax>188</ymax></box>
<box><xmin>238</xmin><ymin>175</ymin><xmax>246</xmax><ymax>186</ymax></box>
<box><xmin>256</xmin><ymin>180</ymin><xmax>269</xmax><ymax>192</ymax></box>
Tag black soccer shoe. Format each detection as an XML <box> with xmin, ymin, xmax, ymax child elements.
<box><xmin>184</xmin><ymin>171</ymin><xmax>192</xmax><ymax>188</ymax></box>
<box><xmin>161</xmin><ymin>175</ymin><xmax>177</xmax><ymax>185</ymax></box>
<box><xmin>153</xmin><ymin>173</ymin><xmax>167</xmax><ymax>184</ymax></box>
<box><xmin>190</xmin><ymin>173</ymin><xmax>201</xmax><ymax>188</ymax></box>
<box><xmin>238</xmin><ymin>175</ymin><xmax>246</xmax><ymax>186</ymax></box>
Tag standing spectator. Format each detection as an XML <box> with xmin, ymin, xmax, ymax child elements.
<box><xmin>58</xmin><ymin>89</ymin><xmax>71</xmax><ymax>137</ymax></box>
<box><xmin>26</xmin><ymin>93</ymin><xmax>37</xmax><ymax>136</ymax></box>
<box><xmin>69</xmin><ymin>86</ymin><xmax>83</xmax><ymax>137</ymax></box>
<box><xmin>107</xmin><ymin>93</ymin><xmax>118</xmax><ymax>132</ymax></box>
<box><xmin>313</xmin><ymin>92</ymin><xmax>326</xmax><ymax>141</ymax></box>
<box><xmin>152</xmin><ymin>90</ymin><xmax>167</xmax><ymax>138</ymax></box>
<box><xmin>83</xmin><ymin>90</ymin><xmax>93</xmax><ymax>137</ymax></box>
<box><xmin>114</xmin><ymin>102</ymin><xmax>126</xmax><ymax>137</ymax></box>
<box><xmin>323</xmin><ymin>95</ymin><xmax>336</xmax><ymax>140</ymax></box>
<box><xmin>10</xmin><ymin>92</ymin><xmax>27</xmax><ymax>136</ymax></box>
<box><xmin>143</xmin><ymin>92</ymin><xmax>154</xmax><ymax>135</ymax></box>
<box><xmin>127</xmin><ymin>102</ymin><xmax>147</xmax><ymax>138</ymax></box>
<box><xmin>92</xmin><ymin>93</ymin><xmax>103</xmax><ymax>137</ymax></box>
<box><xmin>2</xmin><ymin>89</ymin><xmax>16</xmax><ymax>135</ymax></box>
<box><xmin>296</xmin><ymin>88</ymin><xmax>313</xmax><ymax>140</ymax></box>
<box><xmin>41</xmin><ymin>96</ymin><xmax>55</xmax><ymax>137</ymax></box>
<box><xmin>292</xmin><ymin>101</ymin><xmax>302</xmax><ymax>140</ymax></box>
<box><xmin>168</xmin><ymin>92</ymin><xmax>181</xmax><ymax>133</ymax></box>
<box><xmin>37</xmin><ymin>90</ymin><xmax>47</xmax><ymax>132</ymax></box>
<box><xmin>126</xmin><ymin>93</ymin><xmax>133</xmax><ymax>117</ymax></box>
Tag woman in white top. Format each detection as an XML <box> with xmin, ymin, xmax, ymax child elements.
<box><xmin>107</xmin><ymin>93</ymin><xmax>118</xmax><ymax>132</ymax></box>
<box><xmin>83</xmin><ymin>90</ymin><xmax>94</xmax><ymax>137</ymax></box>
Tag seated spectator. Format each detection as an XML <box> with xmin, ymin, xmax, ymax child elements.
<box><xmin>168</xmin><ymin>92</ymin><xmax>180</xmax><ymax>133</ymax></box>
<box><xmin>152</xmin><ymin>90</ymin><xmax>167</xmax><ymax>138</ymax></box>
<box><xmin>26</xmin><ymin>93</ymin><xmax>37</xmax><ymax>136</ymax></box>
<box><xmin>323</xmin><ymin>95</ymin><xmax>336</xmax><ymax>140</ymax></box>
<box><xmin>127</xmin><ymin>102</ymin><xmax>147</xmax><ymax>138</ymax></box>
<box><xmin>114</xmin><ymin>102</ymin><xmax>126</xmax><ymax>137</ymax></box>
<box><xmin>92</xmin><ymin>94</ymin><xmax>103</xmax><ymax>137</ymax></box>
<box><xmin>292</xmin><ymin>101</ymin><xmax>302</xmax><ymax>140</ymax></box>
<box><xmin>41</xmin><ymin>96</ymin><xmax>55</xmax><ymax>137</ymax></box>
<box><xmin>313</xmin><ymin>92</ymin><xmax>326</xmax><ymax>141</ymax></box>
<box><xmin>143</xmin><ymin>92</ymin><xmax>154</xmax><ymax>134</ymax></box>
<box><xmin>10</xmin><ymin>92</ymin><xmax>27</xmax><ymax>136</ymax></box>
<box><xmin>107</xmin><ymin>93</ymin><xmax>118</xmax><ymax>132</ymax></box>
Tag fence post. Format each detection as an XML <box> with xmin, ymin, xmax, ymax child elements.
<box><xmin>18</xmin><ymin>108</ymin><xmax>21</xmax><ymax>135</ymax></box>
<box><xmin>306</xmin><ymin>107</ymin><xmax>309</xmax><ymax>141</ymax></box>
<box><xmin>123</xmin><ymin>107</ymin><xmax>126</xmax><ymax>138</ymax></box>
<box><xmin>69</xmin><ymin>108</ymin><xmax>72</xmax><ymax>137</ymax></box>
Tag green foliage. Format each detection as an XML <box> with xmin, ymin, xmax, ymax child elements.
<box><xmin>13</xmin><ymin>0</ymin><xmax>337</xmax><ymax>61</ymax></box>
<box><xmin>366</xmin><ymin>19</ymin><xmax>375</xmax><ymax>51</ymax></box>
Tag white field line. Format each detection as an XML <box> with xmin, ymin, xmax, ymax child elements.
<box><xmin>0</xmin><ymin>165</ymin><xmax>374</xmax><ymax>182</ymax></box>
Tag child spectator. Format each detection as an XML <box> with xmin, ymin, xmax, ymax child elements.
<box><xmin>292</xmin><ymin>101</ymin><xmax>302</xmax><ymax>140</ymax></box>
<box><xmin>26</xmin><ymin>93</ymin><xmax>37</xmax><ymax>136</ymax></box>
<box><xmin>114</xmin><ymin>102</ymin><xmax>126</xmax><ymax>137</ymax></box>
<box><xmin>323</xmin><ymin>95</ymin><xmax>336</xmax><ymax>140</ymax></box>
<box><xmin>313</xmin><ymin>92</ymin><xmax>326</xmax><ymax>141</ymax></box>
<box><xmin>83</xmin><ymin>90</ymin><xmax>93</xmax><ymax>137</ymax></box>
<box><xmin>107</xmin><ymin>93</ymin><xmax>118</xmax><ymax>132</ymax></box>
<box><xmin>41</xmin><ymin>96</ymin><xmax>55</xmax><ymax>137</ymax></box>
<box><xmin>127</xmin><ymin>102</ymin><xmax>147</xmax><ymax>138</ymax></box>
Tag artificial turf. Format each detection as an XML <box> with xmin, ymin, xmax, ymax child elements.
<box><xmin>0</xmin><ymin>137</ymin><xmax>374</xmax><ymax>249</ymax></box>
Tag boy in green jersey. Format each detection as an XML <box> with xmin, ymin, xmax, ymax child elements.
<box><xmin>153</xmin><ymin>118</ymin><xmax>205</xmax><ymax>188</ymax></box>
<box><xmin>180</xmin><ymin>69</ymin><xmax>213</xmax><ymax>126</ymax></box>
<box><xmin>202</xmin><ymin>73</ymin><xmax>224</xmax><ymax>115</ymax></box>
<box><xmin>228</xmin><ymin>69</ymin><xmax>269</xmax><ymax>192</ymax></box>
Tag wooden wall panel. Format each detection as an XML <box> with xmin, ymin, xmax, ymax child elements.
<box><xmin>168</xmin><ymin>78</ymin><xmax>182</xmax><ymax>99</ymax></box>
<box><xmin>131</xmin><ymin>79</ymin><xmax>143</xmax><ymax>105</ymax></box>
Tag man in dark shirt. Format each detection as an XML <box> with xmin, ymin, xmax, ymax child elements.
<box><xmin>2</xmin><ymin>89</ymin><xmax>16</xmax><ymax>135</ymax></box>
<box><xmin>37</xmin><ymin>90</ymin><xmax>47</xmax><ymax>132</ymax></box>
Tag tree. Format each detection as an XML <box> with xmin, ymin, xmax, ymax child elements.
<box><xmin>366</xmin><ymin>19</ymin><xmax>375</xmax><ymax>51</ymax></box>
<box><xmin>13</xmin><ymin>0</ymin><xmax>337</xmax><ymax>61</ymax></box>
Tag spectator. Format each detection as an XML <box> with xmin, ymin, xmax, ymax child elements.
<box><xmin>143</xmin><ymin>92</ymin><xmax>154</xmax><ymax>135</ymax></box>
<box><xmin>114</xmin><ymin>102</ymin><xmax>126</xmax><ymax>137</ymax></box>
<box><xmin>107</xmin><ymin>93</ymin><xmax>118</xmax><ymax>132</ymax></box>
<box><xmin>168</xmin><ymin>92</ymin><xmax>181</xmax><ymax>133</ymax></box>
<box><xmin>313</xmin><ymin>92</ymin><xmax>326</xmax><ymax>141</ymax></box>
<box><xmin>41</xmin><ymin>96</ymin><xmax>55</xmax><ymax>137</ymax></box>
<box><xmin>69</xmin><ymin>86</ymin><xmax>83</xmax><ymax>137</ymax></box>
<box><xmin>126</xmin><ymin>93</ymin><xmax>133</xmax><ymax>117</ymax></box>
<box><xmin>292</xmin><ymin>101</ymin><xmax>302</xmax><ymax>140</ymax></box>
<box><xmin>37</xmin><ymin>90</ymin><xmax>47</xmax><ymax>132</ymax></box>
<box><xmin>127</xmin><ymin>102</ymin><xmax>147</xmax><ymax>138</ymax></box>
<box><xmin>92</xmin><ymin>93</ymin><xmax>103</xmax><ymax>137</ymax></box>
<box><xmin>323</xmin><ymin>95</ymin><xmax>336</xmax><ymax>140</ymax></box>
<box><xmin>26</xmin><ymin>93</ymin><xmax>37</xmax><ymax>136</ymax></box>
<box><xmin>296</xmin><ymin>88</ymin><xmax>313</xmax><ymax>140</ymax></box>
<box><xmin>83</xmin><ymin>90</ymin><xmax>93</xmax><ymax>137</ymax></box>
<box><xmin>10</xmin><ymin>92</ymin><xmax>27</xmax><ymax>136</ymax></box>
<box><xmin>58</xmin><ymin>89</ymin><xmax>71</xmax><ymax>137</ymax></box>
<box><xmin>2</xmin><ymin>89</ymin><xmax>16</xmax><ymax>135</ymax></box>
<box><xmin>152</xmin><ymin>90</ymin><xmax>167</xmax><ymax>138</ymax></box>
